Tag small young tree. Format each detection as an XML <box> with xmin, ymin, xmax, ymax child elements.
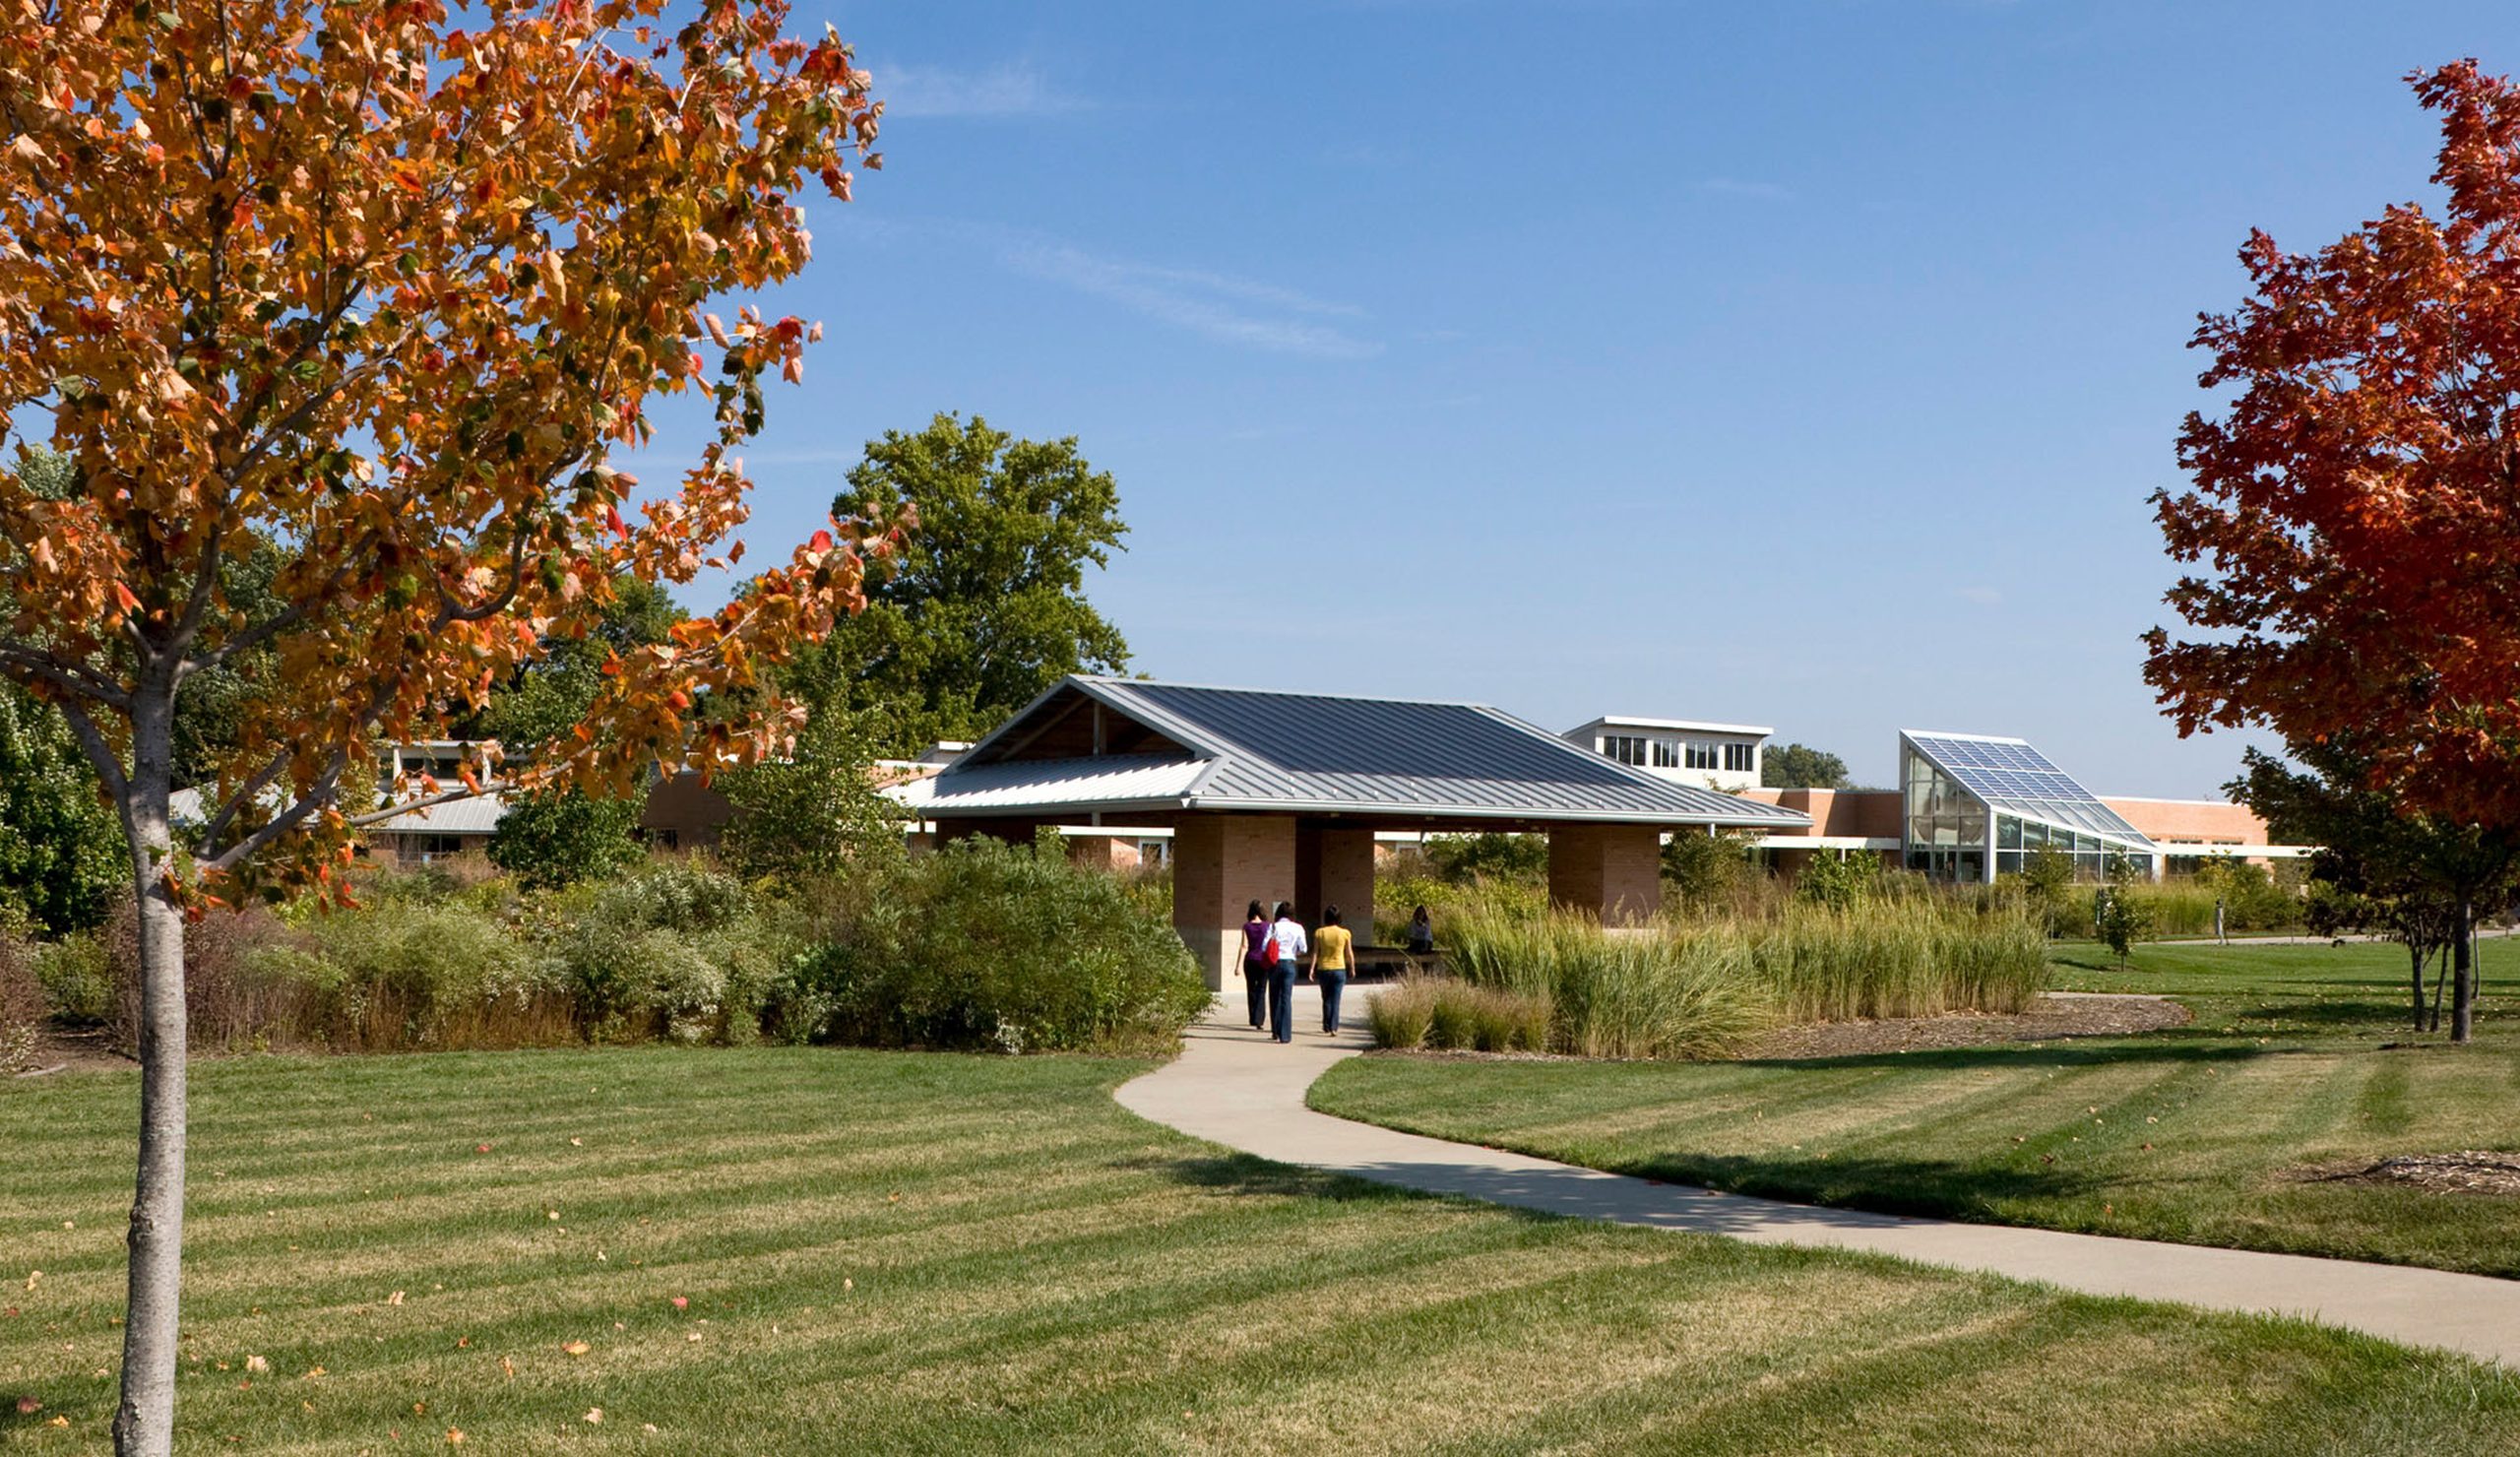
<box><xmin>2095</xmin><ymin>855</ymin><xmax>2152</xmax><ymax>965</ymax></box>
<box><xmin>1794</xmin><ymin>848</ymin><xmax>1880</xmax><ymax>910</ymax></box>
<box><xmin>0</xmin><ymin>6</ymin><xmax>891</xmax><ymax>1450</ymax></box>
<box><xmin>2234</xmin><ymin>742</ymin><xmax>2517</xmax><ymax>1032</ymax></box>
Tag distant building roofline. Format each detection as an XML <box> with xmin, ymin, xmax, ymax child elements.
<box><xmin>1571</xmin><ymin>715</ymin><xmax>1775</xmax><ymax>737</ymax></box>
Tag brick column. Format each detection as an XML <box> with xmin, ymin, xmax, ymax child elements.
<box><xmin>1547</xmin><ymin>823</ymin><xmax>1664</xmax><ymax>925</ymax></box>
<box><xmin>1171</xmin><ymin>815</ymin><xmax>1296</xmax><ymax>990</ymax></box>
<box><xmin>1315</xmin><ymin>827</ymin><xmax>1376</xmax><ymax>942</ymax></box>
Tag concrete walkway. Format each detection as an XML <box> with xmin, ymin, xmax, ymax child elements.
<box><xmin>1115</xmin><ymin>986</ymin><xmax>2520</xmax><ymax>1366</ymax></box>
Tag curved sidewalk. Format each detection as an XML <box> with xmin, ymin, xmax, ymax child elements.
<box><xmin>1115</xmin><ymin>989</ymin><xmax>2520</xmax><ymax>1366</ymax></box>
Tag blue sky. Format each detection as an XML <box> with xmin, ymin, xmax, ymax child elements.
<box><xmin>650</xmin><ymin>1</ymin><xmax>2520</xmax><ymax>795</ymax></box>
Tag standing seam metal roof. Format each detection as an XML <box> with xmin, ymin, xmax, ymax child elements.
<box><xmin>923</xmin><ymin>677</ymin><xmax>1809</xmax><ymax>828</ymax></box>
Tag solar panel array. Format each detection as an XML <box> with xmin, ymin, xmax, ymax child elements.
<box><xmin>1906</xmin><ymin>734</ymin><xmax>2151</xmax><ymax>843</ymax></box>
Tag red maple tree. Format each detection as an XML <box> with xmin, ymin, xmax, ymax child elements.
<box><xmin>2148</xmin><ymin>59</ymin><xmax>2520</xmax><ymax>1042</ymax></box>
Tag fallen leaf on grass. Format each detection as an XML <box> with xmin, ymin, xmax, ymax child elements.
<box><xmin>22</xmin><ymin>1272</ymin><xmax>37</xmax><ymax>1292</ymax></box>
<box><xmin>15</xmin><ymin>1396</ymin><xmax>39</xmax><ymax>1415</ymax></box>
<box><xmin>671</xmin><ymin>1297</ymin><xmax>688</xmax><ymax>1310</ymax></box>
<box><xmin>446</xmin><ymin>1428</ymin><xmax>465</xmax><ymax>1445</ymax></box>
<box><xmin>584</xmin><ymin>1408</ymin><xmax>603</xmax><ymax>1425</ymax></box>
<box><xmin>499</xmin><ymin>1356</ymin><xmax>516</xmax><ymax>1380</ymax></box>
<box><xmin>561</xmin><ymin>1341</ymin><xmax>590</xmax><ymax>1357</ymax></box>
<box><xmin>245</xmin><ymin>1356</ymin><xmax>269</xmax><ymax>1373</ymax></box>
<box><xmin>387</xmin><ymin>1291</ymin><xmax>405</xmax><ymax>1306</ymax></box>
<box><xmin>474</xmin><ymin>1144</ymin><xmax>492</xmax><ymax>1154</ymax></box>
<box><xmin>48</xmin><ymin>1416</ymin><xmax>68</xmax><ymax>1427</ymax></box>
<box><xmin>569</xmin><ymin>1138</ymin><xmax>583</xmax><ymax>1148</ymax></box>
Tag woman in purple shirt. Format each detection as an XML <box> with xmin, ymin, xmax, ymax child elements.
<box><xmin>1240</xmin><ymin>900</ymin><xmax>1271</xmax><ymax>1030</ymax></box>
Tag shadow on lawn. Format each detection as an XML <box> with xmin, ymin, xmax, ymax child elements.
<box><xmin>1114</xmin><ymin>1151</ymin><xmax>1423</xmax><ymax>1205</ymax></box>
<box><xmin>1615</xmin><ymin>1149</ymin><xmax>2116</xmax><ymax>1223</ymax></box>
<box><xmin>1128</xmin><ymin>1145</ymin><xmax>2111</xmax><ymax>1239</ymax></box>
<box><xmin>1734</xmin><ymin>1039</ymin><xmax>2274</xmax><ymax>1074</ymax></box>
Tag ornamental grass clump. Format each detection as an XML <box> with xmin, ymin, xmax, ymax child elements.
<box><xmin>1753</xmin><ymin>901</ymin><xmax>2047</xmax><ymax>1022</ymax></box>
<box><xmin>1365</xmin><ymin>978</ymin><xmax>1550</xmax><ymax>1053</ymax></box>
<box><xmin>1441</xmin><ymin>909</ymin><xmax>1770</xmax><ymax>1059</ymax></box>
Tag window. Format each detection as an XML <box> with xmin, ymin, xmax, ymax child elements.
<box><xmin>1600</xmin><ymin>734</ymin><xmax>1648</xmax><ymax>766</ymax></box>
<box><xmin>1652</xmin><ymin>739</ymin><xmax>1678</xmax><ymax>769</ymax></box>
<box><xmin>1684</xmin><ymin>741</ymin><xmax>1718</xmax><ymax>771</ymax></box>
<box><xmin>1138</xmin><ymin>839</ymin><xmax>1171</xmax><ymax>867</ymax></box>
<box><xmin>1723</xmin><ymin>742</ymin><xmax>1753</xmax><ymax>773</ymax></box>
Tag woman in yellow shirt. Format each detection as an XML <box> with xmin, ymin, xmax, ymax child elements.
<box><xmin>1309</xmin><ymin>905</ymin><xmax>1354</xmax><ymax>1035</ymax></box>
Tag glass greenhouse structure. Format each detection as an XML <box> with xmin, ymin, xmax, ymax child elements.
<box><xmin>1899</xmin><ymin>730</ymin><xmax>2157</xmax><ymax>883</ymax></box>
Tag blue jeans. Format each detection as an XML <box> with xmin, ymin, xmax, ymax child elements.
<box><xmin>1318</xmin><ymin>970</ymin><xmax>1348</xmax><ymax>1034</ymax></box>
<box><xmin>1268</xmin><ymin>965</ymin><xmax>1296</xmax><ymax>1043</ymax></box>
<box><xmin>1244</xmin><ymin>959</ymin><xmax>1268</xmax><ymax>1028</ymax></box>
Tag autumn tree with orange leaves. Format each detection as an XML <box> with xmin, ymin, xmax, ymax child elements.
<box><xmin>0</xmin><ymin>4</ymin><xmax>893</xmax><ymax>1451</ymax></box>
<box><xmin>2147</xmin><ymin>59</ymin><xmax>2520</xmax><ymax>1046</ymax></box>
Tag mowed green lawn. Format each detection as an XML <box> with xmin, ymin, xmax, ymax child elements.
<box><xmin>6</xmin><ymin>1050</ymin><xmax>2520</xmax><ymax>1453</ymax></box>
<box><xmin>1312</xmin><ymin>938</ymin><xmax>2520</xmax><ymax>1277</ymax></box>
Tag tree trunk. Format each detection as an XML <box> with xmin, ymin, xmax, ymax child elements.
<box><xmin>2451</xmin><ymin>897</ymin><xmax>2475</xmax><ymax>1045</ymax></box>
<box><xmin>111</xmin><ymin>700</ymin><xmax>185</xmax><ymax>1457</ymax></box>
<box><xmin>2409</xmin><ymin>940</ymin><xmax>2426</xmax><ymax>1032</ymax></box>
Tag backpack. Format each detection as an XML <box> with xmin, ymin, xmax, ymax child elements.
<box><xmin>1259</xmin><ymin>927</ymin><xmax>1281</xmax><ymax>968</ymax></box>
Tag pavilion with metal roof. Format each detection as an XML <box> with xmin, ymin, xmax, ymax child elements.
<box><xmin>920</xmin><ymin>676</ymin><xmax>1808</xmax><ymax>987</ymax></box>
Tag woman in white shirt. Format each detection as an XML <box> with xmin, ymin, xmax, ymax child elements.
<box><xmin>1267</xmin><ymin>901</ymin><xmax>1307</xmax><ymax>1044</ymax></box>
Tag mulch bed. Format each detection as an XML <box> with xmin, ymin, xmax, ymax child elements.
<box><xmin>8</xmin><ymin>1026</ymin><xmax>131</xmax><ymax>1078</ymax></box>
<box><xmin>1739</xmin><ymin>993</ymin><xmax>2192</xmax><ymax>1060</ymax></box>
<box><xmin>2304</xmin><ymin>1151</ymin><xmax>2520</xmax><ymax>1197</ymax></box>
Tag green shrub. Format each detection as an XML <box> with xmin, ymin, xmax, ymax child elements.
<box><xmin>784</xmin><ymin>838</ymin><xmax>1209</xmax><ymax>1053</ymax></box>
<box><xmin>1425</xmin><ymin>832</ymin><xmax>1548</xmax><ymax>885</ymax></box>
<box><xmin>294</xmin><ymin>898</ymin><xmax>566</xmax><ymax>1049</ymax></box>
<box><xmin>1</xmin><ymin>930</ymin><xmax>42</xmax><ymax>1073</ymax></box>
<box><xmin>1795</xmin><ymin>850</ymin><xmax>1883</xmax><ymax>910</ymax></box>
<box><xmin>33</xmin><ymin>932</ymin><xmax>111</xmax><ymax>1025</ymax></box>
<box><xmin>545</xmin><ymin>863</ymin><xmax>801</xmax><ymax>1044</ymax></box>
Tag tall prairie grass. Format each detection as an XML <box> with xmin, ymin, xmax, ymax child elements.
<box><xmin>1440</xmin><ymin>910</ymin><xmax>1773</xmax><ymax>1060</ymax></box>
<box><xmin>1388</xmin><ymin>888</ymin><xmax>2050</xmax><ymax>1060</ymax></box>
<box><xmin>1753</xmin><ymin>901</ymin><xmax>2048</xmax><ymax>1022</ymax></box>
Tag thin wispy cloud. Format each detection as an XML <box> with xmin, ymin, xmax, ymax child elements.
<box><xmin>1699</xmin><ymin>177</ymin><xmax>1796</xmax><ymax>203</ymax></box>
<box><xmin>1000</xmin><ymin>240</ymin><xmax>1382</xmax><ymax>359</ymax></box>
<box><xmin>875</xmin><ymin>61</ymin><xmax>1086</xmax><ymax>119</ymax></box>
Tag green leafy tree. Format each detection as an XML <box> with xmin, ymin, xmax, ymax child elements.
<box><xmin>472</xmin><ymin>578</ymin><xmax>684</xmax><ymax>889</ymax></box>
<box><xmin>716</xmin><ymin>707</ymin><xmax>902</xmax><ymax>882</ymax></box>
<box><xmin>485</xmin><ymin>792</ymin><xmax>649</xmax><ymax>892</ymax></box>
<box><xmin>1425</xmin><ymin>832</ymin><xmax>1548</xmax><ymax>885</ymax></box>
<box><xmin>1761</xmin><ymin>742</ymin><xmax>1854</xmax><ymax>790</ymax></box>
<box><xmin>0</xmin><ymin>683</ymin><xmax>124</xmax><ymax>934</ymax></box>
<box><xmin>821</xmin><ymin>412</ymin><xmax>1130</xmax><ymax>755</ymax></box>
